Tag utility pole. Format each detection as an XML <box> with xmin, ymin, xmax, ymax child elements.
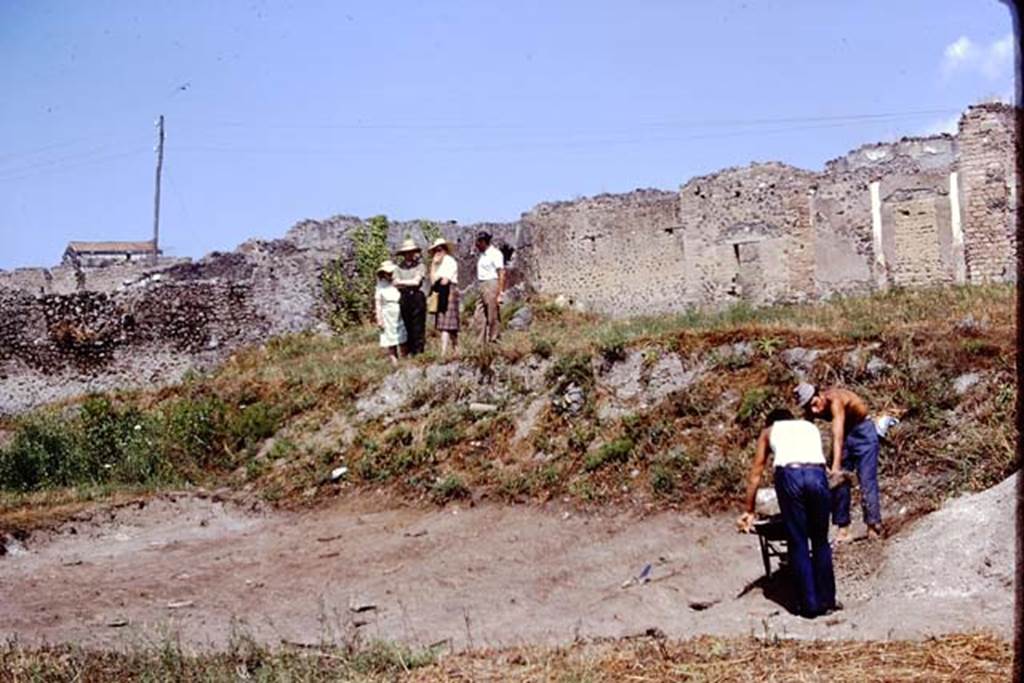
<box><xmin>152</xmin><ymin>114</ymin><xmax>164</xmax><ymax>264</ymax></box>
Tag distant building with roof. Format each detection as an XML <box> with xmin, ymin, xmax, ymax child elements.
<box><xmin>62</xmin><ymin>240</ymin><xmax>160</xmax><ymax>268</ymax></box>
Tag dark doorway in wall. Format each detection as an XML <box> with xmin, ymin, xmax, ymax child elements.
<box><xmin>733</xmin><ymin>241</ymin><xmax>763</xmax><ymax>301</ymax></box>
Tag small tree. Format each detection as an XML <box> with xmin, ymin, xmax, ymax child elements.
<box><xmin>420</xmin><ymin>219</ymin><xmax>441</xmax><ymax>244</ymax></box>
<box><xmin>321</xmin><ymin>215</ymin><xmax>391</xmax><ymax>331</ymax></box>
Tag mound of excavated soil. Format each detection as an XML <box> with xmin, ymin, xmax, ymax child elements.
<box><xmin>876</xmin><ymin>473</ymin><xmax>1015</xmax><ymax>607</ymax></box>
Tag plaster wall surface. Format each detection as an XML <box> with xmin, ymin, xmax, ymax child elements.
<box><xmin>520</xmin><ymin>190</ymin><xmax>682</xmax><ymax>315</ymax></box>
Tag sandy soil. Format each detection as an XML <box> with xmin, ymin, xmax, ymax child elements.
<box><xmin>0</xmin><ymin>483</ymin><xmax>1013</xmax><ymax>651</ymax></box>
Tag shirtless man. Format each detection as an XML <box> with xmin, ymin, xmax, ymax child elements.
<box><xmin>794</xmin><ymin>382</ymin><xmax>882</xmax><ymax>542</ymax></box>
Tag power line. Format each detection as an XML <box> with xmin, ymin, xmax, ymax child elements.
<box><xmin>173</xmin><ymin>114</ymin><xmax>955</xmax><ymax>157</ymax></box>
<box><xmin>175</xmin><ymin>107</ymin><xmax>961</xmax><ymax>132</ymax></box>
<box><xmin>0</xmin><ymin>139</ymin><xmax>150</xmax><ymax>176</ymax></box>
<box><xmin>0</xmin><ymin>134</ymin><xmax>149</xmax><ymax>166</ymax></box>
<box><xmin>0</xmin><ymin>149</ymin><xmax>147</xmax><ymax>183</ymax></box>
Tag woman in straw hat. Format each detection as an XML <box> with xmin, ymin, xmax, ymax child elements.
<box><xmin>374</xmin><ymin>260</ymin><xmax>406</xmax><ymax>366</ymax></box>
<box><xmin>393</xmin><ymin>238</ymin><xmax>427</xmax><ymax>356</ymax></box>
<box><xmin>428</xmin><ymin>236</ymin><xmax>461</xmax><ymax>358</ymax></box>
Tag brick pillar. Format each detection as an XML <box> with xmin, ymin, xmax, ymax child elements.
<box><xmin>958</xmin><ymin>104</ymin><xmax>1017</xmax><ymax>283</ymax></box>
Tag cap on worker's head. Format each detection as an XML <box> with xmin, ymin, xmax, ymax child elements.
<box><xmin>476</xmin><ymin>230</ymin><xmax>492</xmax><ymax>243</ymax></box>
<box><xmin>793</xmin><ymin>382</ymin><xmax>816</xmax><ymax>408</ymax></box>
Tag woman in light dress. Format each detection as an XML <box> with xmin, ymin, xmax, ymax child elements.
<box><xmin>374</xmin><ymin>260</ymin><xmax>406</xmax><ymax>366</ymax></box>
<box><xmin>428</xmin><ymin>237</ymin><xmax>460</xmax><ymax>358</ymax></box>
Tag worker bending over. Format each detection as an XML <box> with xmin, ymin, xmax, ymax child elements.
<box><xmin>795</xmin><ymin>382</ymin><xmax>882</xmax><ymax>542</ymax></box>
<box><xmin>738</xmin><ymin>408</ymin><xmax>838</xmax><ymax>619</ymax></box>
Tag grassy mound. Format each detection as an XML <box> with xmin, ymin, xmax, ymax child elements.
<box><xmin>0</xmin><ymin>285</ymin><xmax>1015</xmax><ymax>526</ymax></box>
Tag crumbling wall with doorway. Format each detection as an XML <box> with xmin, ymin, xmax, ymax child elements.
<box><xmin>520</xmin><ymin>190</ymin><xmax>683</xmax><ymax>315</ymax></box>
<box><xmin>678</xmin><ymin>163</ymin><xmax>817</xmax><ymax>307</ymax></box>
<box><xmin>814</xmin><ymin>134</ymin><xmax>959</xmax><ymax>293</ymax></box>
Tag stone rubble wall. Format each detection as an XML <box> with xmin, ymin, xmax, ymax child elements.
<box><xmin>523</xmin><ymin>103</ymin><xmax>1015</xmax><ymax>311</ymax></box>
<box><xmin>0</xmin><ymin>216</ymin><xmax>519</xmax><ymax>414</ymax></box>
<box><xmin>518</xmin><ymin>190</ymin><xmax>682</xmax><ymax>316</ymax></box>
<box><xmin>0</xmin><ymin>104</ymin><xmax>1016</xmax><ymax>413</ymax></box>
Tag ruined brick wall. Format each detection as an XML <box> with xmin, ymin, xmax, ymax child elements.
<box><xmin>880</xmin><ymin>172</ymin><xmax>955</xmax><ymax>287</ymax></box>
<box><xmin>817</xmin><ymin>135</ymin><xmax>959</xmax><ymax>292</ymax></box>
<box><xmin>0</xmin><ymin>104</ymin><xmax>1016</xmax><ymax>413</ymax></box>
<box><xmin>0</xmin><ymin>258</ymin><xmax>190</xmax><ymax>296</ymax></box>
<box><xmin>958</xmin><ymin>103</ymin><xmax>1018</xmax><ymax>283</ymax></box>
<box><xmin>679</xmin><ymin>163</ymin><xmax>817</xmax><ymax>306</ymax></box>
<box><xmin>0</xmin><ymin>215</ymin><xmax>520</xmax><ymax>414</ymax></box>
<box><xmin>519</xmin><ymin>190</ymin><xmax>683</xmax><ymax>315</ymax></box>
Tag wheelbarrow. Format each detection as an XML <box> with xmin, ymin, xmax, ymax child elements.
<box><xmin>752</xmin><ymin>515</ymin><xmax>789</xmax><ymax>578</ymax></box>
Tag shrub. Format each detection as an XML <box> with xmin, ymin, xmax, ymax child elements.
<box><xmin>546</xmin><ymin>352</ymin><xmax>594</xmax><ymax>393</ymax></box>
<box><xmin>736</xmin><ymin>388</ymin><xmax>773</xmax><ymax>425</ymax></box>
<box><xmin>349</xmin><ymin>640</ymin><xmax>439</xmax><ymax>674</ymax></box>
<box><xmin>430</xmin><ymin>474</ymin><xmax>469</xmax><ymax>503</ymax></box>
<box><xmin>463</xmin><ymin>341</ymin><xmax>498</xmax><ymax>375</ymax></box>
<box><xmin>419</xmin><ymin>220</ymin><xmax>441</xmax><ymax>244</ymax></box>
<box><xmin>650</xmin><ymin>464</ymin><xmax>676</xmax><ymax>497</ymax></box>
<box><xmin>426</xmin><ymin>421</ymin><xmax>464</xmax><ymax>451</ymax></box>
<box><xmin>384</xmin><ymin>425</ymin><xmax>414</xmax><ymax>448</ymax></box>
<box><xmin>669</xmin><ymin>383</ymin><xmax>716</xmax><ymax>418</ymax></box>
<box><xmin>0</xmin><ymin>398</ymin><xmax>173</xmax><ymax>492</ymax></box>
<box><xmin>584</xmin><ymin>437</ymin><xmax>634</xmax><ymax>472</ymax></box>
<box><xmin>0</xmin><ymin>413</ymin><xmax>81</xmax><ymax>491</ymax></box>
<box><xmin>320</xmin><ymin>215</ymin><xmax>391</xmax><ymax>331</ymax></box>
<box><xmin>161</xmin><ymin>394</ymin><xmax>230</xmax><ymax>469</ymax></box>
<box><xmin>226</xmin><ymin>401</ymin><xmax>282</xmax><ymax>454</ymax></box>
<box><xmin>568</xmin><ymin>424</ymin><xmax>596</xmax><ymax>453</ymax></box>
<box><xmin>460</xmin><ymin>288</ymin><xmax>481</xmax><ymax>317</ymax></box>
<box><xmin>597</xmin><ymin>328</ymin><xmax>628</xmax><ymax>363</ymax></box>
<box><xmin>500</xmin><ymin>300</ymin><xmax>525</xmax><ymax>324</ymax></box>
<box><xmin>650</xmin><ymin>450</ymin><xmax>695</xmax><ymax>498</ymax></box>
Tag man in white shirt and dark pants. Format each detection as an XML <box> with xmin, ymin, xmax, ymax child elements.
<box><xmin>737</xmin><ymin>408</ymin><xmax>838</xmax><ymax>619</ymax></box>
<box><xmin>474</xmin><ymin>231</ymin><xmax>505</xmax><ymax>343</ymax></box>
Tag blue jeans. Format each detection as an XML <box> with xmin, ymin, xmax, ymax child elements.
<box><xmin>831</xmin><ymin>419</ymin><xmax>882</xmax><ymax>528</ymax></box>
<box><xmin>774</xmin><ymin>465</ymin><xmax>837</xmax><ymax>617</ymax></box>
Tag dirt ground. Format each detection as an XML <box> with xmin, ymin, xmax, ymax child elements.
<box><xmin>0</xmin><ymin>480</ymin><xmax>1014</xmax><ymax>652</ymax></box>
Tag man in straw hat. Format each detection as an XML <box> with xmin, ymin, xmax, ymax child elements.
<box><xmin>393</xmin><ymin>237</ymin><xmax>428</xmax><ymax>356</ymax></box>
<box><xmin>374</xmin><ymin>260</ymin><xmax>406</xmax><ymax>366</ymax></box>
<box><xmin>474</xmin><ymin>230</ymin><xmax>505</xmax><ymax>343</ymax></box>
<box><xmin>428</xmin><ymin>236</ymin><xmax>461</xmax><ymax>358</ymax></box>
<box><xmin>794</xmin><ymin>382</ymin><xmax>882</xmax><ymax>542</ymax></box>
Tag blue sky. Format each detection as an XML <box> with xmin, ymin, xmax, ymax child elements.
<box><xmin>0</xmin><ymin>0</ymin><xmax>1017</xmax><ymax>269</ymax></box>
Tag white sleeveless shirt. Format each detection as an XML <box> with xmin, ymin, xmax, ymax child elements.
<box><xmin>768</xmin><ymin>419</ymin><xmax>826</xmax><ymax>468</ymax></box>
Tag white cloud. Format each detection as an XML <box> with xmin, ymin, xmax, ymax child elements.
<box><xmin>941</xmin><ymin>33</ymin><xmax>1015</xmax><ymax>82</ymax></box>
<box><xmin>943</xmin><ymin>36</ymin><xmax>977</xmax><ymax>75</ymax></box>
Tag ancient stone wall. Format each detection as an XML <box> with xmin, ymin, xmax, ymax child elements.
<box><xmin>520</xmin><ymin>191</ymin><xmax>681</xmax><ymax>315</ymax></box>
<box><xmin>0</xmin><ymin>258</ymin><xmax>190</xmax><ymax>296</ymax></box>
<box><xmin>957</xmin><ymin>103</ymin><xmax>1018</xmax><ymax>283</ymax></box>
<box><xmin>678</xmin><ymin>163</ymin><xmax>817</xmax><ymax>306</ymax></box>
<box><xmin>0</xmin><ymin>215</ymin><xmax>519</xmax><ymax>414</ymax></box>
<box><xmin>816</xmin><ymin>135</ymin><xmax>959</xmax><ymax>293</ymax></box>
<box><xmin>0</xmin><ymin>103</ymin><xmax>1016</xmax><ymax>413</ymax></box>
<box><xmin>521</xmin><ymin>105</ymin><xmax>1012</xmax><ymax>312</ymax></box>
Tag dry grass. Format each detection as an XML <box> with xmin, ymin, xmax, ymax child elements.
<box><xmin>0</xmin><ymin>633</ymin><xmax>1010</xmax><ymax>682</ymax></box>
<box><xmin>416</xmin><ymin>633</ymin><xmax>1012</xmax><ymax>682</ymax></box>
